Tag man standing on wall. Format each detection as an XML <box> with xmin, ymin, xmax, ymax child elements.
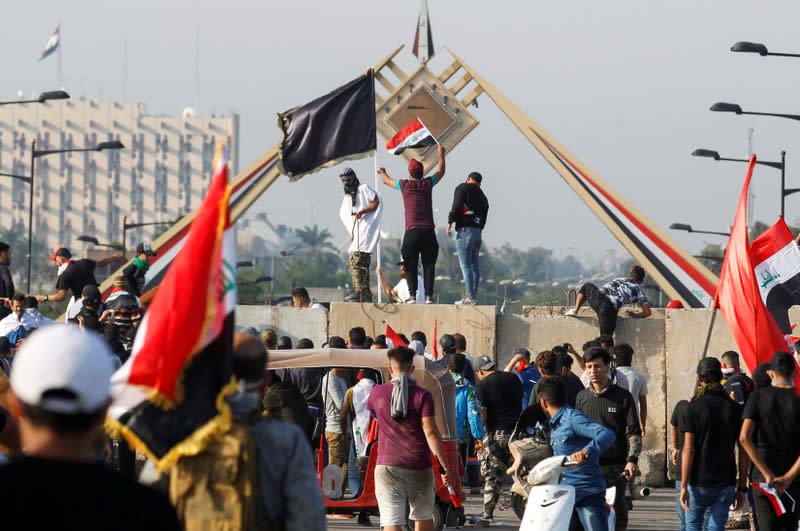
<box><xmin>339</xmin><ymin>168</ymin><xmax>382</xmax><ymax>302</ymax></box>
<box><xmin>379</xmin><ymin>144</ymin><xmax>446</xmax><ymax>304</ymax></box>
<box><xmin>447</xmin><ymin>171</ymin><xmax>488</xmax><ymax>306</ymax></box>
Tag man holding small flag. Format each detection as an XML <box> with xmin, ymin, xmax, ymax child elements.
<box><xmin>380</xmin><ymin>121</ymin><xmax>446</xmax><ymax>304</ymax></box>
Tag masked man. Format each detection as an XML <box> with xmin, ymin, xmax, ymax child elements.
<box><xmin>339</xmin><ymin>168</ymin><xmax>382</xmax><ymax>302</ymax></box>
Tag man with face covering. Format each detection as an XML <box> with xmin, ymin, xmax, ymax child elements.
<box><xmin>339</xmin><ymin>168</ymin><xmax>382</xmax><ymax>302</ymax></box>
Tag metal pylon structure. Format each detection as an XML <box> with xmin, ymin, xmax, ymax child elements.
<box><xmin>97</xmin><ymin>43</ymin><xmax>718</xmax><ymax>309</ymax></box>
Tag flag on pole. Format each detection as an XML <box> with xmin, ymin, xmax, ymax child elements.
<box><xmin>714</xmin><ymin>156</ymin><xmax>789</xmax><ymax>375</ymax></box>
<box><xmin>107</xmin><ymin>145</ymin><xmax>238</xmax><ymax>472</ymax></box>
<box><xmin>750</xmin><ymin>218</ymin><xmax>800</xmax><ymax>335</ymax></box>
<box><xmin>432</xmin><ymin>319</ymin><xmax>439</xmax><ymax>359</ymax></box>
<box><xmin>412</xmin><ymin>0</ymin><xmax>434</xmax><ymax>64</ymax></box>
<box><xmin>385</xmin><ymin>324</ymin><xmax>407</xmax><ymax>348</ymax></box>
<box><xmin>39</xmin><ymin>25</ymin><xmax>60</xmax><ymax>61</ymax></box>
<box><xmin>277</xmin><ymin>70</ymin><xmax>376</xmax><ymax>181</ymax></box>
<box><xmin>386</xmin><ymin>117</ymin><xmax>437</xmax><ymax>156</ymax></box>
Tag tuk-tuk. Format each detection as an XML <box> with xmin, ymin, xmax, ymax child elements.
<box><xmin>268</xmin><ymin>348</ymin><xmax>466</xmax><ymax>530</ymax></box>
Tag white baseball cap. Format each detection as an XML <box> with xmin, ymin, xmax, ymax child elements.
<box><xmin>11</xmin><ymin>325</ymin><xmax>115</xmax><ymax>414</ymax></box>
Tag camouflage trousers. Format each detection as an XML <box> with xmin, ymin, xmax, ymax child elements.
<box><xmin>348</xmin><ymin>251</ymin><xmax>372</xmax><ymax>300</ymax></box>
<box><xmin>478</xmin><ymin>430</ymin><xmax>512</xmax><ymax>515</ymax></box>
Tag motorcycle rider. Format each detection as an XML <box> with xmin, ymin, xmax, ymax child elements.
<box><xmin>539</xmin><ymin>377</ymin><xmax>615</xmax><ymax>531</ymax></box>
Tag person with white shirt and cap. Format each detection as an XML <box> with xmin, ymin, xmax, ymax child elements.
<box><xmin>376</xmin><ymin>260</ymin><xmax>426</xmax><ymax>304</ymax></box>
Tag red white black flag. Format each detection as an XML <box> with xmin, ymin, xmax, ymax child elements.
<box><xmin>386</xmin><ymin>118</ymin><xmax>437</xmax><ymax>156</ymax></box>
<box><xmin>412</xmin><ymin>0</ymin><xmax>434</xmax><ymax>64</ymax></box>
<box><xmin>750</xmin><ymin>218</ymin><xmax>800</xmax><ymax>335</ymax></box>
<box><xmin>108</xmin><ymin>146</ymin><xmax>237</xmax><ymax>472</ymax></box>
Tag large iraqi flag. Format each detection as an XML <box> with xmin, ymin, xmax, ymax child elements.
<box><xmin>107</xmin><ymin>145</ymin><xmax>238</xmax><ymax>472</ymax></box>
<box><xmin>714</xmin><ymin>156</ymin><xmax>789</xmax><ymax>375</ymax></box>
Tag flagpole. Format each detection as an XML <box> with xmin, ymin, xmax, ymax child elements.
<box><xmin>57</xmin><ymin>22</ymin><xmax>62</xmax><ymax>89</ymax></box>
<box><xmin>700</xmin><ymin>306</ymin><xmax>718</xmax><ymax>359</ymax></box>
<box><xmin>373</xmin><ymin>70</ymin><xmax>382</xmax><ymax>304</ymax></box>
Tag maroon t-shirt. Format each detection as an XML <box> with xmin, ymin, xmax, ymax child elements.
<box><xmin>397</xmin><ymin>176</ymin><xmax>437</xmax><ymax>231</ymax></box>
<box><xmin>367</xmin><ymin>382</ymin><xmax>435</xmax><ymax>470</ymax></box>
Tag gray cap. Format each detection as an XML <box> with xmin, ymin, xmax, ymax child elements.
<box><xmin>408</xmin><ymin>340</ymin><xmax>425</xmax><ymax>356</ymax></box>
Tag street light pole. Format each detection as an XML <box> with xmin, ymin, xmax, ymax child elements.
<box><xmin>692</xmin><ymin>148</ymin><xmax>787</xmax><ymax>218</ymax></box>
<box><xmin>27</xmin><ymin>139</ymin><xmax>35</xmax><ymax>294</ymax></box>
<box><xmin>121</xmin><ymin>215</ymin><xmax>177</xmax><ymax>259</ymax></box>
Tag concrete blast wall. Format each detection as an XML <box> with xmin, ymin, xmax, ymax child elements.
<box><xmin>236</xmin><ymin>303</ymin><xmax>765</xmax><ymax>486</ymax></box>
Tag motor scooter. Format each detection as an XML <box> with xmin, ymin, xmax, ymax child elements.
<box><xmin>519</xmin><ymin>455</ymin><xmax>616</xmax><ymax>531</ymax></box>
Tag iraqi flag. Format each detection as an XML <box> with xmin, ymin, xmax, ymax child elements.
<box><xmin>385</xmin><ymin>323</ymin><xmax>407</xmax><ymax>348</ymax></box>
<box><xmin>39</xmin><ymin>25</ymin><xmax>60</xmax><ymax>61</ymax></box>
<box><xmin>752</xmin><ymin>482</ymin><xmax>795</xmax><ymax>516</ymax></box>
<box><xmin>751</xmin><ymin>218</ymin><xmax>800</xmax><ymax>335</ymax></box>
<box><xmin>714</xmin><ymin>156</ymin><xmax>789</xmax><ymax>375</ymax></box>
<box><xmin>386</xmin><ymin>118</ymin><xmax>437</xmax><ymax>156</ymax></box>
<box><xmin>107</xmin><ymin>145</ymin><xmax>238</xmax><ymax>472</ymax></box>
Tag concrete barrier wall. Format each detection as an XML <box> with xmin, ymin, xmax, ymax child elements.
<box><xmin>236</xmin><ymin>305</ymin><xmax>328</xmax><ymax>348</ymax></box>
<box><xmin>235</xmin><ymin>302</ymin><xmax>772</xmax><ymax>486</ymax></box>
<box><xmin>327</xmin><ymin>302</ymin><xmax>497</xmax><ymax>356</ymax></box>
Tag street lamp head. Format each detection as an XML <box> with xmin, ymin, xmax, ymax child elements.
<box><xmin>692</xmin><ymin>148</ymin><xmax>721</xmax><ymax>160</ymax></box>
<box><xmin>669</xmin><ymin>223</ymin><xmax>693</xmax><ymax>233</ymax></box>
<box><xmin>730</xmin><ymin>41</ymin><xmax>769</xmax><ymax>56</ymax></box>
<box><xmin>37</xmin><ymin>90</ymin><xmax>70</xmax><ymax>103</ymax></box>
<box><xmin>96</xmin><ymin>140</ymin><xmax>125</xmax><ymax>151</ymax></box>
<box><xmin>236</xmin><ymin>260</ymin><xmax>254</xmax><ymax>268</ymax></box>
<box><xmin>76</xmin><ymin>235</ymin><xmax>100</xmax><ymax>245</ymax></box>
<box><xmin>254</xmin><ymin>276</ymin><xmax>274</xmax><ymax>283</ymax></box>
<box><xmin>710</xmin><ymin>102</ymin><xmax>743</xmax><ymax>114</ymax></box>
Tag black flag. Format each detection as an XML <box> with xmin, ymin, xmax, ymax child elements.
<box><xmin>278</xmin><ymin>70</ymin><xmax>376</xmax><ymax>180</ymax></box>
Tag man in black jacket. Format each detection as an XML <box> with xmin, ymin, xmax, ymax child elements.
<box><xmin>123</xmin><ymin>242</ymin><xmax>156</xmax><ymax>297</ymax></box>
<box><xmin>447</xmin><ymin>172</ymin><xmax>488</xmax><ymax>305</ymax></box>
<box><xmin>576</xmin><ymin>347</ymin><xmax>641</xmax><ymax>531</ymax></box>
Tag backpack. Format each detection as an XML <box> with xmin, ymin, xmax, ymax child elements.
<box><xmin>724</xmin><ymin>372</ymin><xmax>755</xmax><ymax>405</ymax></box>
<box><xmin>169</xmin><ymin>422</ymin><xmax>262</xmax><ymax>531</ymax></box>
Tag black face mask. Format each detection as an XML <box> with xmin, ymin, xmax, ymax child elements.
<box><xmin>342</xmin><ymin>176</ymin><xmax>360</xmax><ymax>205</ymax></box>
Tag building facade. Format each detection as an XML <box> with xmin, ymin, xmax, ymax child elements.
<box><xmin>0</xmin><ymin>99</ymin><xmax>238</xmax><ymax>264</ymax></box>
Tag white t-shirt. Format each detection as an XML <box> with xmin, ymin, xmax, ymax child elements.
<box><xmin>339</xmin><ymin>184</ymin><xmax>383</xmax><ymax>254</ymax></box>
<box><xmin>393</xmin><ymin>276</ymin><xmax>426</xmax><ymax>304</ymax></box>
<box><xmin>615</xmin><ymin>366</ymin><xmax>647</xmax><ymax>415</ymax></box>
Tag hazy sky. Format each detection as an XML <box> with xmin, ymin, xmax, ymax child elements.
<box><xmin>4</xmin><ymin>1</ymin><xmax>800</xmax><ymax>265</ymax></box>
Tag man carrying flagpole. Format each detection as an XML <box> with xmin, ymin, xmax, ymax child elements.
<box><xmin>378</xmin><ymin>142</ymin><xmax>446</xmax><ymax>304</ymax></box>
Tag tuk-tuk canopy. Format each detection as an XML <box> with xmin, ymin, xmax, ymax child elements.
<box><xmin>267</xmin><ymin>348</ymin><xmax>456</xmax><ymax>440</ymax></box>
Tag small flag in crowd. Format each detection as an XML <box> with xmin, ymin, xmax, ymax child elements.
<box><xmin>386</xmin><ymin>117</ymin><xmax>437</xmax><ymax>156</ymax></box>
<box><xmin>432</xmin><ymin>319</ymin><xmax>439</xmax><ymax>359</ymax></box>
<box><xmin>750</xmin><ymin>217</ymin><xmax>800</xmax><ymax>335</ymax></box>
<box><xmin>412</xmin><ymin>0</ymin><xmax>435</xmax><ymax>64</ymax></box>
<box><xmin>385</xmin><ymin>323</ymin><xmax>407</xmax><ymax>348</ymax></box>
<box><xmin>752</xmin><ymin>482</ymin><xmax>795</xmax><ymax>516</ymax></box>
<box><xmin>714</xmin><ymin>156</ymin><xmax>789</xmax><ymax>376</ymax></box>
<box><xmin>107</xmin><ymin>145</ymin><xmax>238</xmax><ymax>472</ymax></box>
<box><xmin>39</xmin><ymin>25</ymin><xmax>60</xmax><ymax>61</ymax></box>
<box><xmin>277</xmin><ymin>70</ymin><xmax>376</xmax><ymax>181</ymax></box>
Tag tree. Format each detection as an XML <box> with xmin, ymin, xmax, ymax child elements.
<box><xmin>294</xmin><ymin>224</ymin><xmax>341</xmax><ymax>267</ymax></box>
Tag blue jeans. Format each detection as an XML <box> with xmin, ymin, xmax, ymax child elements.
<box><xmin>455</xmin><ymin>227</ymin><xmax>482</xmax><ymax>299</ymax></box>
<box><xmin>686</xmin><ymin>485</ymin><xmax>734</xmax><ymax>531</ymax></box>
<box><xmin>574</xmin><ymin>492</ymin><xmax>609</xmax><ymax>531</ymax></box>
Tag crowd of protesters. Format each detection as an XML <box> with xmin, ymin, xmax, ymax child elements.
<box><xmin>0</xmin><ymin>235</ymin><xmax>797</xmax><ymax>531</ymax></box>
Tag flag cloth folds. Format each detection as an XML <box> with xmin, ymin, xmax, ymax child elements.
<box><xmin>752</xmin><ymin>482</ymin><xmax>793</xmax><ymax>516</ymax></box>
<box><xmin>277</xmin><ymin>70</ymin><xmax>376</xmax><ymax>181</ymax></box>
<box><xmin>39</xmin><ymin>25</ymin><xmax>60</xmax><ymax>61</ymax></box>
<box><xmin>715</xmin><ymin>156</ymin><xmax>788</xmax><ymax>374</ymax></box>
<box><xmin>385</xmin><ymin>324</ymin><xmax>407</xmax><ymax>348</ymax></box>
<box><xmin>386</xmin><ymin>117</ymin><xmax>437</xmax><ymax>156</ymax></box>
<box><xmin>750</xmin><ymin>217</ymin><xmax>800</xmax><ymax>335</ymax></box>
<box><xmin>107</xmin><ymin>145</ymin><xmax>238</xmax><ymax>472</ymax></box>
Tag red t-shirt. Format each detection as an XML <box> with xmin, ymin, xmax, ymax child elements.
<box><xmin>397</xmin><ymin>176</ymin><xmax>437</xmax><ymax>231</ymax></box>
<box><xmin>367</xmin><ymin>382</ymin><xmax>435</xmax><ymax>469</ymax></box>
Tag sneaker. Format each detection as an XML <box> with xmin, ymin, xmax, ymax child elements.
<box><xmin>472</xmin><ymin>513</ymin><xmax>493</xmax><ymax>527</ymax></box>
<box><xmin>404</xmin><ymin>298</ymin><xmax>416</xmax><ymax>304</ymax></box>
<box><xmin>455</xmin><ymin>297</ymin><xmax>476</xmax><ymax>306</ymax></box>
<box><xmin>357</xmin><ymin>512</ymin><xmax>372</xmax><ymax>527</ymax></box>
<box><xmin>425</xmin><ymin>297</ymin><xmax>435</xmax><ymax>304</ymax></box>
<box><xmin>565</xmin><ymin>308</ymin><xmax>578</xmax><ymax>317</ymax></box>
